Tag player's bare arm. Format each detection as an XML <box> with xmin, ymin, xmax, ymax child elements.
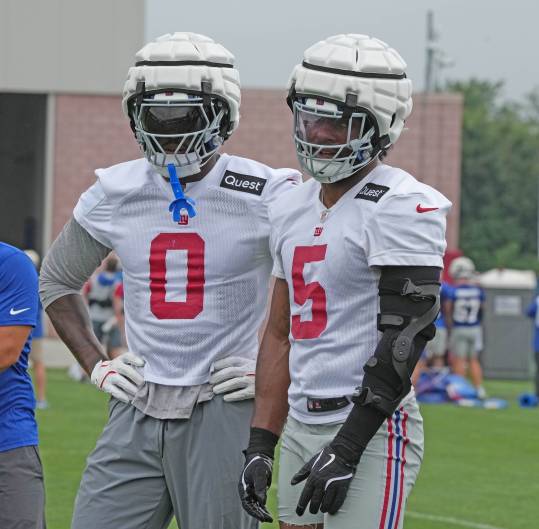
<box><xmin>46</xmin><ymin>294</ymin><xmax>104</xmax><ymax>375</ymax></box>
<box><xmin>41</xmin><ymin>219</ymin><xmax>111</xmax><ymax>375</ymax></box>
<box><xmin>252</xmin><ymin>277</ymin><xmax>292</xmax><ymax>434</ymax></box>
<box><xmin>47</xmin><ymin>294</ymin><xmax>145</xmax><ymax>401</ymax></box>
<box><xmin>0</xmin><ymin>325</ymin><xmax>33</xmax><ymax>372</ymax></box>
<box><xmin>41</xmin><ymin>219</ymin><xmax>145</xmax><ymax>402</ymax></box>
<box><xmin>238</xmin><ymin>277</ymin><xmax>291</xmax><ymax>523</ymax></box>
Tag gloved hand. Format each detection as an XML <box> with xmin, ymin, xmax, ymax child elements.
<box><xmin>210</xmin><ymin>356</ymin><xmax>255</xmax><ymax>402</ymax></box>
<box><xmin>292</xmin><ymin>444</ymin><xmax>357</xmax><ymax>516</ymax></box>
<box><xmin>238</xmin><ymin>452</ymin><xmax>274</xmax><ymax>523</ymax></box>
<box><xmin>90</xmin><ymin>352</ymin><xmax>145</xmax><ymax>403</ymax></box>
<box><xmin>238</xmin><ymin>427</ymin><xmax>279</xmax><ymax>523</ymax></box>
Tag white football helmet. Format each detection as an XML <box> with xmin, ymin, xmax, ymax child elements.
<box><xmin>123</xmin><ymin>32</ymin><xmax>241</xmax><ymax>178</ymax></box>
<box><xmin>449</xmin><ymin>256</ymin><xmax>476</xmax><ymax>280</ymax></box>
<box><xmin>287</xmin><ymin>34</ymin><xmax>413</xmax><ymax>183</ymax></box>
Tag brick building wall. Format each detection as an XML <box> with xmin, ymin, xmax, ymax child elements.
<box><xmin>52</xmin><ymin>95</ymin><xmax>140</xmax><ymax>237</ymax></box>
<box><xmin>51</xmin><ymin>90</ymin><xmax>462</xmax><ymax>249</ymax></box>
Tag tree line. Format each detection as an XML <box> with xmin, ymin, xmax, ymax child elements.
<box><xmin>447</xmin><ymin>80</ymin><xmax>539</xmax><ymax>272</ymax></box>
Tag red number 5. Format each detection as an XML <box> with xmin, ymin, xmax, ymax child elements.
<box><xmin>291</xmin><ymin>245</ymin><xmax>327</xmax><ymax>339</ymax></box>
<box><xmin>149</xmin><ymin>233</ymin><xmax>205</xmax><ymax>319</ymax></box>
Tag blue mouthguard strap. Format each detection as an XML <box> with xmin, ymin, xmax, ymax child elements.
<box><xmin>167</xmin><ymin>163</ymin><xmax>197</xmax><ymax>222</ymax></box>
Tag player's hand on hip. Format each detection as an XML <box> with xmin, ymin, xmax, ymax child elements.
<box><xmin>292</xmin><ymin>445</ymin><xmax>356</xmax><ymax>516</ymax></box>
<box><xmin>238</xmin><ymin>452</ymin><xmax>274</xmax><ymax>523</ymax></box>
<box><xmin>90</xmin><ymin>352</ymin><xmax>145</xmax><ymax>404</ymax></box>
<box><xmin>210</xmin><ymin>356</ymin><xmax>255</xmax><ymax>401</ymax></box>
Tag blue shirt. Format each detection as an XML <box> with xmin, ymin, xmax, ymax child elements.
<box><xmin>0</xmin><ymin>243</ymin><xmax>39</xmax><ymax>452</ymax></box>
<box><xmin>435</xmin><ymin>282</ymin><xmax>451</xmax><ymax>328</ymax></box>
<box><xmin>447</xmin><ymin>283</ymin><xmax>485</xmax><ymax>327</ymax></box>
<box><xmin>526</xmin><ymin>296</ymin><xmax>539</xmax><ymax>352</ymax></box>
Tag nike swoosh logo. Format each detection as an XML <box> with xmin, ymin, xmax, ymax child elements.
<box><xmin>319</xmin><ymin>453</ymin><xmax>335</xmax><ymax>471</ymax></box>
<box><xmin>416</xmin><ymin>204</ymin><xmax>439</xmax><ymax>213</ymax></box>
<box><xmin>10</xmin><ymin>307</ymin><xmax>31</xmax><ymax>315</ymax></box>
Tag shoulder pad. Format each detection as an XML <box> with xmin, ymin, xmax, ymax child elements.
<box><xmin>95</xmin><ymin>158</ymin><xmax>153</xmax><ymax>202</ymax></box>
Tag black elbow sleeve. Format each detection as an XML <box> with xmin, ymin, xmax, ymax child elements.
<box><xmin>353</xmin><ymin>266</ymin><xmax>441</xmax><ymax>417</ymax></box>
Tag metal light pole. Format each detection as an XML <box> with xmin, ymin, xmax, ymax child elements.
<box><xmin>424</xmin><ymin>11</ymin><xmax>454</xmax><ymax>93</ymax></box>
<box><xmin>425</xmin><ymin>10</ymin><xmax>435</xmax><ymax>93</ymax></box>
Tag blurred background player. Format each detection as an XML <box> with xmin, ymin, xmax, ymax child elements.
<box><xmin>412</xmin><ymin>281</ymin><xmax>450</xmax><ymax>385</ymax></box>
<box><xmin>25</xmin><ymin>249</ymin><xmax>48</xmax><ymax>409</ymax></box>
<box><xmin>112</xmin><ymin>278</ymin><xmax>127</xmax><ymax>354</ymax></box>
<box><xmin>40</xmin><ymin>32</ymin><xmax>300</xmax><ymax>529</ymax></box>
<box><xmin>445</xmin><ymin>256</ymin><xmax>487</xmax><ymax>398</ymax></box>
<box><xmin>526</xmin><ymin>294</ymin><xmax>539</xmax><ymax>398</ymax></box>
<box><xmin>239</xmin><ymin>34</ymin><xmax>450</xmax><ymax>527</ymax></box>
<box><xmin>68</xmin><ymin>256</ymin><xmax>122</xmax><ymax>381</ymax></box>
<box><xmin>0</xmin><ymin>242</ymin><xmax>45</xmax><ymax>529</ymax></box>
<box><xmin>427</xmin><ymin>282</ymin><xmax>450</xmax><ymax>368</ymax></box>
<box><xmin>82</xmin><ymin>255</ymin><xmax>122</xmax><ymax>358</ymax></box>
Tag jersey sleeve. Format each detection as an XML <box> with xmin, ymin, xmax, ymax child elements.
<box><xmin>267</xmin><ymin>199</ymin><xmax>286</xmax><ymax>279</ymax></box>
<box><xmin>73</xmin><ymin>179</ymin><xmax>114</xmax><ymax>249</ymax></box>
<box><xmin>263</xmin><ymin>170</ymin><xmax>301</xmax><ymax>278</ymax></box>
<box><xmin>0</xmin><ymin>252</ymin><xmax>39</xmax><ymax>328</ymax></box>
<box><xmin>269</xmin><ymin>220</ymin><xmax>286</xmax><ymax>279</ymax></box>
<box><xmin>364</xmin><ymin>191</ymin><xmax>451</xmax><ymax>268</ymax></box>
<box><xmin>259</xmin><ymin>169</ymin><xmax>302</xmax><ymax>224</ymax></box>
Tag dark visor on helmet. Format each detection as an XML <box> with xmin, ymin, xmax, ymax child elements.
<box><xmin>140</xmin><ymin>105</ymin><xmax>207</xmax><ymax>135</ymax></box>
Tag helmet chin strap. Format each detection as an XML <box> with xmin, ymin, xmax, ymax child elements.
<box><xmin>155</xmin><ymin>163</ymin><xmax>200</xmax><ymax>179</ymax></box>
<box><xmin>308</xmin><ymin>154</ymin><xmax>373</xmax><ymax>184</ymax></box>
<box><xmin>153</xmin><ymin>153</ymin><xmax>201</xmax><ymax>179</ymax></box>
<box><xmin>304</xmin><ymin>138</ymin><xmax>380</xmax><ymax>183</ymax></box>
<box><xmin>166</xmin><ymin>163</ymin><xmax>197</xmax><ymax>222</ymax></box>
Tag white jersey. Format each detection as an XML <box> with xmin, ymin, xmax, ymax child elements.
<box><xmin>74</xmin><ymin>154</ymin><xmax>301</xmax><ymax>385</ymax></box>
<box><xmin>270</xmin><ymin>163</ymin><xmax>451</xmax><ymax>424</ymax></box>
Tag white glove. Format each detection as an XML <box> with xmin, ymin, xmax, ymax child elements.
<box><xmin>91</xmin><ymin>352</ymin><xmax>145</xmax><ymax>404</ymax></box>
<box><xmin>210</xmin><ymin>356</ymin><xmax>256</xmax><ymax>402</ymax></box>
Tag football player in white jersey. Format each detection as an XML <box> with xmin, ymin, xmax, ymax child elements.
<box><xmin>238</xmin><ymin>35</ymin><xmax>451</xmax><ymax>529</ymax></box>
<box><xmin>40</xmin><ymin>33</ymin><xmax>300</xmax><ymax>529</ymax></box>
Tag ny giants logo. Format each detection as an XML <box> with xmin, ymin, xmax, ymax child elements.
<box><xmin>178</xmin><ymin>214</ymin><xmax>189</xmax><ymax>225</ymax></box>
<box><xmin>314</xmin><ymin>226</ymin><xmax>323</xmax><ymax>237</ymax></box>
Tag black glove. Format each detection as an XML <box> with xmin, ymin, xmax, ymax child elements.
<box><xmin>238</xmin><ymin>427</ymin><xmax>279</xmax><ymax>523</ymax></box>
<box><xmin>238</xmin><ymin>452</ymin><xmax>274</xmax><ymax>522</ymax></box>
<box><xmin>291</xmin><ymin>444</ymin><xmax>357</xmax><ymax>516</ymax></box>
<box><xmin>292</xmin><ymin>400</ymin><xmax>388</xmax><ymax>516</ymax></box>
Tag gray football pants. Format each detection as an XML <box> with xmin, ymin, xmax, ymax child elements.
<box><xmin>0</xmin><ymin>446</ymin><xmax>46</xmax><ymax>529</ymax></box>
<box><xmin>71</xmin><ymin>396</ymin><xmax>257</xmax><ymax>529</ymax></box>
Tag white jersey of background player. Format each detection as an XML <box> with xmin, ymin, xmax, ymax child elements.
<box><xmin>40</xmin><ymin>33</ymin><xmax>299</xmax><ymax>529</ymax></box>
<box><xmin>239</xmin><ymin>35</ymin><xmax>451</xmax><ymax>529</ymax></box>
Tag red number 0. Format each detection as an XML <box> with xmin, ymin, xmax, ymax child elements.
<box><xmin>149</xmin><ymin>233</ymin><xmax>205</xmax><ymax>319</ymax></box>
<box><xmin>291</xmin><ymin>245</ymin><xmax>328</xmax><ymax>339</ymax></box>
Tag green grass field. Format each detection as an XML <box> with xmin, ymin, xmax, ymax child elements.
<box><xmin>36</xmin><ymin>370</ymin><xmax>539</xmax><ymax>529</ymax></box>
